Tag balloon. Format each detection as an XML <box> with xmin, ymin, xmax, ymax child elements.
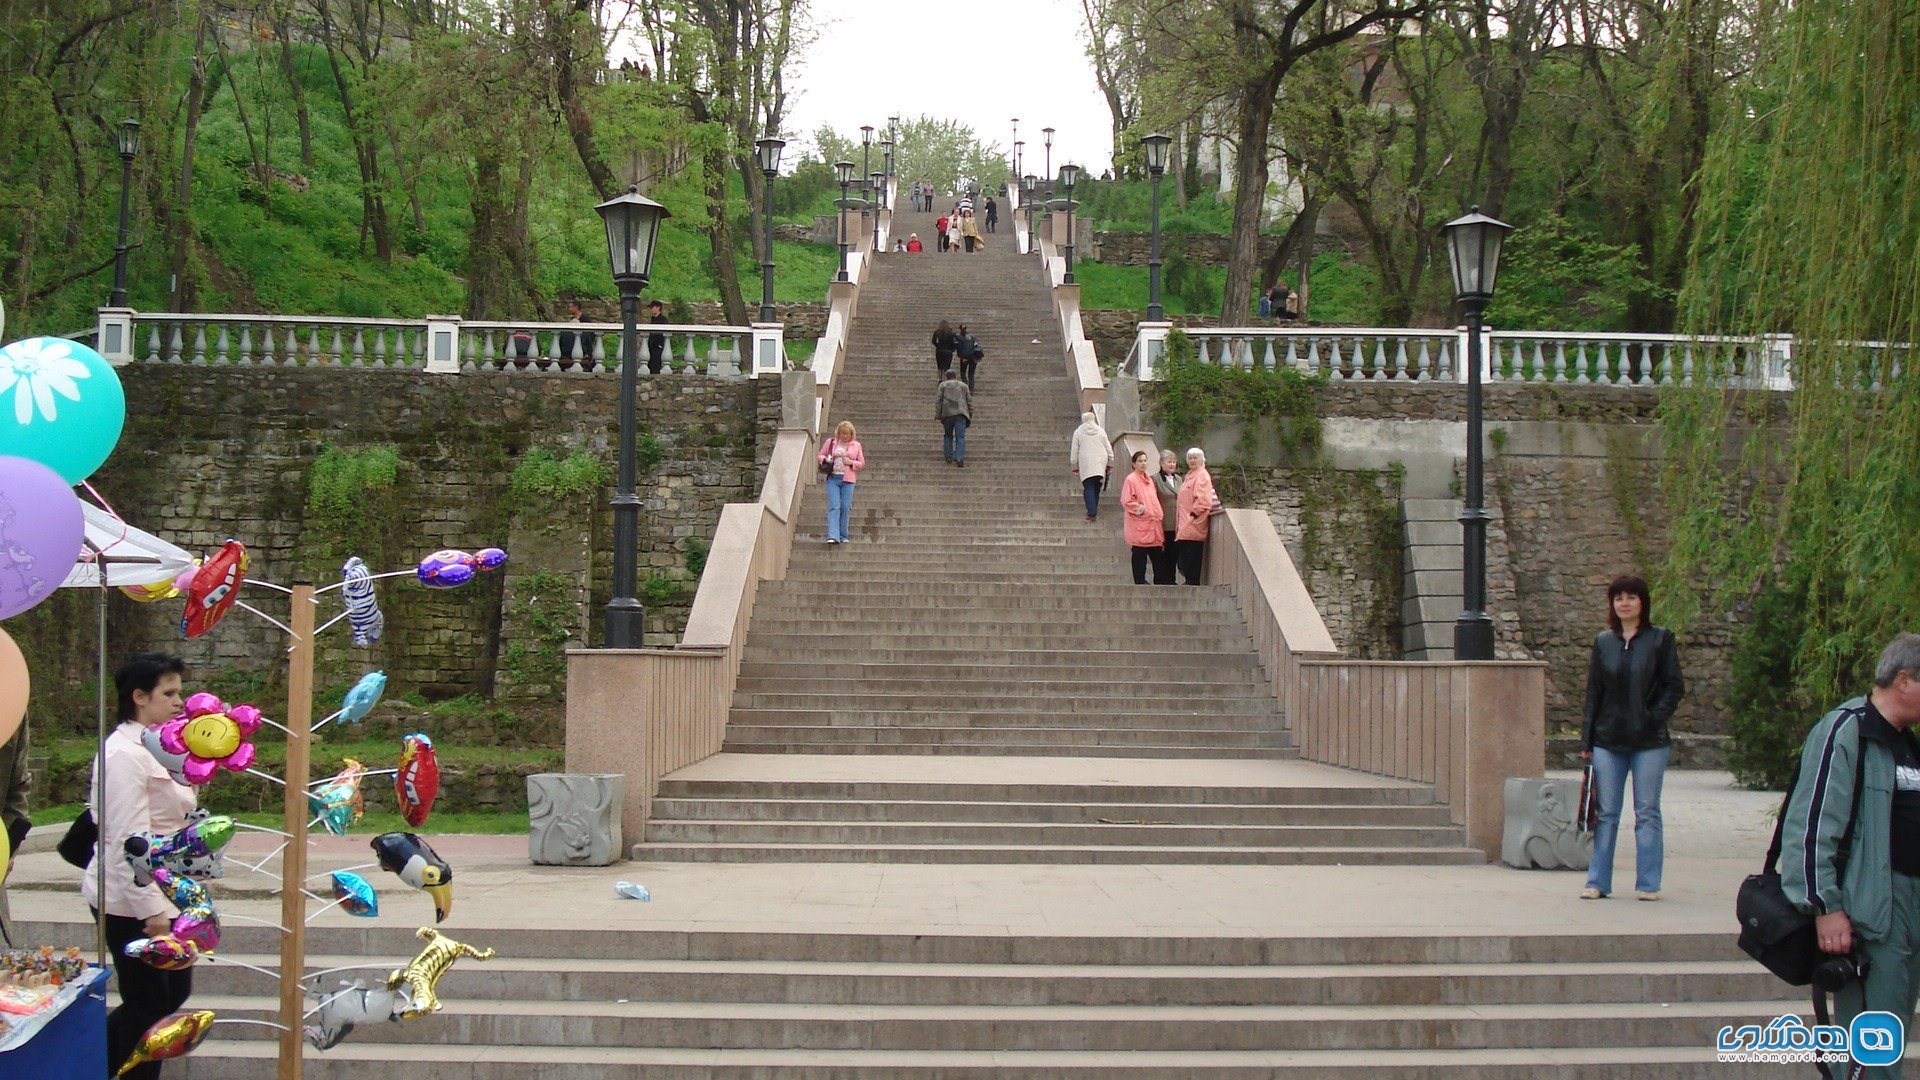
<box><xmin>330</xmin><ymin>871</ymin><xmax>378</xmax><ymax>917</ymax></box>
<box><xmin>125</xmin><ymin>808</ymin><xmax>234</xmax><ymax>883</ymax></box>
<box><xmin>308</xmin><ymin>758</ymin><xmax>366</xmax><ymax>836</ymax></box>
<box><xmin>171</xmin><ymin>561</ymin><xmax>199</xmax><ymax>595</ymax></box>
<box><xmin>339</xmin><ymin>671</ymin><xmax>386</xmax><ymax>724</ymax></box>
<box><xmin>151</xmin><ymin>867</ymin><xmax>220</xmax><ymax>951</ymax></box>
<box><xmin>152</xmin><ymin>692</ymin><xmax>262</xmax><ymax>786</ymax></box>
<box><xmin>179</xmin><ymin>540</ymin><xmax>247</xmax><ymax>638</ymax></box>
<box><xmin>117</xmin><ymin>1010</ymin><xmax>215</xmax><ymax>1075</ymax></box>
<box><xmin>395</xmin><ymin>733</ymin><xmax>439</xmax><ymax>829</ymax></box>
<box><xmin>124</xmin><ymin>934</ymin><xmax>201</xmax><ymax>971</ymax></box>
<box><xmin>0</xmin><ymin>455</ymin><xmax>85</xmax><ymax>621</ymax></box>
<box><xmin>0</xmin><ymin>627</ymin><xmax>25</xmax><ymax>750</ymax></box>
<box><xmin>0</xmin><ymin>337</ymin><xmax>126</xmax><ymax>484</ymax></box>
<box><xmin>371</xmin><ymin>831</ymin><xmax>454</xmax><ymax>923</ymax></box>
<box><xmin>415</xmin><ymin>547</ymin><xmax>506</xmax><ymax>589</ymax></box>
<box><xmin>341</xmin><ymin>556</ymin><xmax>384</xmax><ymax>646</ymax></box>
<box><xmin>384</xmin><ymin>927</ymin><xmax>494</xmax><ymax>1020</ymax></box>
<box><xmin>305</xmin><ymin>979</ymin><xmax>403</xmax><ymax>1050</ymax></box>
<box><xmin>121</xmin><ymin>577</ymin><xmax>180</xmax><ymax>603</ymax></box>
<box><xmin>141</xmin><ymin>724</ymin><xmax>192</xmax><ymax>788</ymax></box>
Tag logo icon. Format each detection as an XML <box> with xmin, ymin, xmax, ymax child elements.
<box><xmin>1851</xmin><ymin>1012</ymin><xmax>1905</xmax><ymax>1068</ymax></box>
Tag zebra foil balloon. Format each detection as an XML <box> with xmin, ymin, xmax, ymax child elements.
<box><xmin>340</xmin><ymin>557</ymin><xmax>384</xmax><ymax>647</ymax></box>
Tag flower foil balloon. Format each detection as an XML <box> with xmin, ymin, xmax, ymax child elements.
<box><xmin>309</xmin><ymin>758</ymin><xmax>367</xmax><ymax>836</ymax></box>
<box><xmin>153</xmin><ymin>692</ymin><xmax>262</xmax><ymax>786</ymax></box>
<box><xmin>330</xmin><ymin>871</ymin><xmax>379</xmax><ymax>918</ymax></box>
<box><xmin>124</xmin><ymin>934</ymin><xmax>201</xmax><ymax>971</ymax></box>
<box><xmin>341</xmin><ymin>556</ymin><xmax>384</xmax><ymax>646</ymax></box>
<box><xmin>384</xmin><ymin>927</ymin><xmax>494</xmax><ymax>1020</ymax></box>
<box><xmin>395</xmin><ymin>733</ymin><xmax>439</xmax><ymax>829</ymax></box>
<box><xmin>124</xmin><ymin>808</ymin><xmax>234</xmax><ymax>883</ymax></box>
<box><xmin>0</xmin><ymin>337</ymin><xmax>126</xmax><ymax>484</ymax></box>
<box><xmin>116</xmin><ymin>1010</ymin><xmax>215</xmax><ymax>1075</ymax></box>
<box><xmin>0</xmin><ymin>455</ymin><xmax>85</xmax><ymax>621</ymax></box>
<box><xmin>339</xmin><ymin>670</ymin><xmax>387</xmax><ymax>724</ymax></box>
<box><xmin>371</xmin><ymin>831</ymin><xmax>454</xmax><ymax>923</ymax></box>
<box><xmin>151</xmin><ymin>867</ymin><xmax>220</xmax><ymax>952</ymax></box>
<box><xmin>415</xmin><ymin>546</ymin><xmax>506</xmax><ymax>589</ymax></box>
<box><xmin>179</xmin><ymin>540</ymin><xmax>247</xmax><ymax>639</ymax></box>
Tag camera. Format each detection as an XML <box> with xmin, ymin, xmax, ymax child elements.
<box><xmin>1812</xmin><ymin>951</ymin><xmax>1871</xmax><ymax>992</ymax></box>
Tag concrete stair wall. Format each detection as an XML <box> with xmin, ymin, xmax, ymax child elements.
<box><xmin>1401</xmin><ymin>497</ymin><xmax>1464</xmax><ymax>660</ymax></box>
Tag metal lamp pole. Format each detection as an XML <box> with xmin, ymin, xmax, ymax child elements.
<box><xmin>1140</xmin><ymin>134</ymin><xmax>1171</xmax><ymax>321</ymax></box>
<box><xmin>1011</xmin><ymin>118</ymin><xmax>1019</xmax><ymax>181</ymax></box>
<box><xmin>1440</xmin><ymin>207</ymin><xmax>1514</xmax><ymax>662</ymax></box>
<box><xmin>834</xmin><ymin>161</ymin><xmax>854</xmax><ymax>281</ymax></box>
<box><xmin>870</xmin><ymin>172</ymin><xmax>886</xmax><ymax>250</ymax></box>
<box><xmin>860</xmin><ymin>126</ymin><xmax>873</xmax><ymax>252</ymax></box>
<box><xmin>109</xmin><ymin>119</ymin><xmax>140</xmax><ymax>308</ymax></box>
<box><xmin>756</xmin><ymin>136</ymin><xmax>784</xmax><ymax>323</ymax></box>
<box><xmin>1042</xmin><ymin>127</ymin><xmax>1054</xmax><ymax>205</ymax></box>
<box><xmin>1059</xmin><ymin>164</ymin><xmax>1080</xmax><ymax>284</ymax></box>
<box><xmin>594</xmin><ymin>186</ymin><xmax>671</xmax><ymax>649</ymax></box>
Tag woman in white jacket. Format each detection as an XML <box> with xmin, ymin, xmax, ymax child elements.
<box><xmin>1068</xmin><ymin>412</ymin><xmax>1113</xmax><ymax>521</ymax></box>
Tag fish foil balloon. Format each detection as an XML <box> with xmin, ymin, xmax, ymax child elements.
<box><xmin>371</xmin><ymin>831</ymin><xmax>454</xmax><ymax>923</ymax></box>
<box><xmin>330</xmin><ymin>871</ymin><xmax>379</xmax><ymax>917</ymax></box>
<box><xmin>179</xmin><ymin>540</ymin><xmax>247</xmax><ymax>638</ymax></box>
<box><xmin>341</xmin><ymin>556</ymin><xmax>385</xmax><ymax>646</ymax></box>
<box><xmin>117</xmin><ymin>1009</ymin><xmax>215</xmax><ymax>1075</ymax></box>
<box><xmin>415</xmin><ymin>546</ymin><xmax>506</xmax><ymax>589</ymax></box>
<box><xmin>385</xmin><ymin>927</ymin><xmax>494</xmax><ymax>1020</ymax></box>
<box><xmin>308</xmin><ymin>758</ymin><xmax>367</xmax><ymax>836</ymax></box>
<box><xmin>125</xmin><ymin>808</ymin><xmax>234</xmax><ymax>882</ymax></box>
<box><xmin>123</xmin><ymin>934</ymin><xmax>201</xmax><ymax>971</ymax></box>
<box><xmin>395</xmin><ymin>733</ymin><xmax>439</xmax><ymax>828</ymax></box>
<box><xmin>304</xmin><ymin>979</ymin><xmax>404</xmax><ymax>1050</ymax></box>
<box><xmin>151</xmin><ymin>866</ymin><xmax>221</xmax><ymax>951</ymax></box>
<box><xmin>153</xmin><ymin>692</ymin><xmax>262</xmax><ymax>785</ymax></box>
<box><xmin>339</xmin><ymin>670</ymin><xmax>387</xmax><ymax>724</ymax></box>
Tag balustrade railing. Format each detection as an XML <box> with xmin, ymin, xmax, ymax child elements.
<box><xmin>107</xmin><ymin>310</ymin><xmax>782</xmax><ymax>377</ymax></box>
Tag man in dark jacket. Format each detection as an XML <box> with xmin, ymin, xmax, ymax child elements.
<box><xmin>954</xmin><ymin>326</ymin><xmax>984</xmax><ymax>389</ymax></box>
<box><xmin>935</xmin><ymin>369</ymin><xmax>973</xmax><ymax>467</ymax></box>
<box><xmin>1782</xmin><ymin>633</ymin><xmax>1920</xmax><ymax>1076</ymax></box>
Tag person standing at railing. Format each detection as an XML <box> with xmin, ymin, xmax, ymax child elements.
<box><xmin>1069</xmin><ymin>412</ymin><xmax>1112</xmax><ymax>522</ymax></box>
<box><xmin>1121</xmin><ymin>451</ymin><xmax>1164</xmax><ymax>584</ymax></box>
<box><xmin>646</xmin><ymin>300</ymin><xmax>668</xmax><ymax>374</ymax></box>
<box><xmin>935</xmin><ymin>369</ymin><xmax>972</xmax><ymax>467</ymax></box>
<box><xmin>557</xmin><ymin>300</ymin><xmax>593</xmax><ymax>371</ymax></box>
<box><xmin>817</xmin><ymin>420</ymin><xmax>866</xmax><ymax>545</ymax></box>
<box><xmin>1152</xmin><ymin>450</ymin><xmax>1182</xmax><ymax>584</ymax></box>
<box><xmin>1174</xmin><ymin>447</ymin><xmax>1217</xmax><ymax>584</ymax></box>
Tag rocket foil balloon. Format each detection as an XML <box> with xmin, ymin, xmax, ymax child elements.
<box><xmin>179</xmin><ymin>540</ymin><xmax>247</xmax><ymax>638</ymax></box>
<box><xmin>124</xmin><ymin>808</ymin><xmax>234</xmax><ymax>882</ymax></box>
<box><xmin>385</xmin><ymin>927</ymin><xmax>494</xmax><ymax>1020</ymax></box>
<box><xmin>415</xmin><ymin>546</ymin><xmax>506</xmax><ymax>589</ymax></box>
<box><xmin>123</xmin><ymin>934</ymin><xmax>201</xmax><ymax>971</ymax></box>
<box><xmin>341</xmin><ymin>556</ymin><xmax>385</xmax><ymax>646</ymax></box>
<box><xmin>117</xmin><ymin>1010</ymin><xmax>215</xmax><ymax>1075</ymax></box>
<box><xmin>395</xmin><ymin>733</ymin><xmax>439</xmax><ymax>828</ymax></box>
<box><xmin>371</xmin><ymin>831</ymin><xmax>454</xmax><ymax>923</ymax></box>
<box><xmin>304</xmin><ymin>979</ymin><xmax>404</xmax><ymax>1051</ymax></box>
<box><xmin>308</xmin><ymin>758</ymin><xmax>367</xmax><ymax>836</ymax></box>
<box><xmin>151</xmin><ymin>867</ymin><xmax>220</xmax><ymax>951</ymax></box>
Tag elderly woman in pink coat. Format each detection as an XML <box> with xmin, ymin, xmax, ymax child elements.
<box><xmin>1174</xmin><ymin>447</ymin><xmax>1216</xmax><ymax>585</ymax></box>
<box><xmin>1119</xmin><ymin>450</ymin><xmax>1164</xmax><ymax>584</ymax></box>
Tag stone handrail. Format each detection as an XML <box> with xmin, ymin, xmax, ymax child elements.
<box><xmin>1034</xmin><ymin>214</ymin><xmax>1105</xmax><ymax>414</ymax></box>
<box><xmin>1201</xmin><ymin>506</ymin><xmax>1545</xmax><ymax>856</ymax></box>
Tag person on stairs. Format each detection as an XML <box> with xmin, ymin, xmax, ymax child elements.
<box><xmin>1121</xmin><ymin>451</ymin><xmax>1165</xmax><ymax>584</ymax></box>
<box><xmin>1174</xmin><ymin>447</ymin><xmax>1217</xmax><ymax>584</ymax></box>
<box><xmin>931</xmin><ymin>321</ymin><xmax>961</xmax><ymax>380</ymax></box>
<box><xmin>984</xmin><ymin>195</ymin><xmax>998</xmax><ymax>233</ymax></box>
<box><xmin>935</xmin><ymin>369</ymin><xmax>972</xmax><ymax>467</ymax></box>
<box><xmin>936</xmin><ymin>213</ymin><xmax>950</xmax><ymax>252</ymax></box>
<box><xmin>962</xmin><ymin>211</ymin><xmax>984</xmax><ymax>252</ymax></box>
<box><xmin>817</xmin><ymin>420</ymin><xmax>866</xmax><ymax>544</ymax></box>
<box><xmin>954</xmin><ymin>325</ymin><xmax>983</xmax><ymax>389</ymax></box>
<box><xmin>906</xmin><ymin>233</ymin><xmax>923</xmax><ymax>252</ymax></box>
<box><xmin>1152</xmin><ymin>449</ymin><xmax>1182</xmax><ymax>585</ymax></box>
<box><xmin>1069</xmin><ymin>412</ymin><xmax>1113</xmax><ymax>522</ymax></box>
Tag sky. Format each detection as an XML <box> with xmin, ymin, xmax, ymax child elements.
<box><xmin>780</xmin><ymin>0</ymin><xmax>1118</xmax><ymax>176</ymax></box>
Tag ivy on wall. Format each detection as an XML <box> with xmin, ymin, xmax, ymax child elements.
<box><xmin>304</xmin><ymin>444</ymin><xmax>401</xmax><ymax>568</ymax></box>
<box><xmin>1145</xmin><ymin>329</ymin><xmax>1323</xmax><ymax>460</ymax></box>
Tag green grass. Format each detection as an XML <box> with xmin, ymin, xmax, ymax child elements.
<box><xmin>33</xmin><ymin>802</ymin><xmax>529</xmax><ymax>834</ymax></box>
<box><xmin>1075</xmin><ymin>250</ymin><xmax>1382</xmax><ymax>324</ymax></box>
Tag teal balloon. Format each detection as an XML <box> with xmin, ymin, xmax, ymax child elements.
<box><xmin>0</xmin><ymin>337</ymin><xmax>126</xmax><ymax>483</ymax></box>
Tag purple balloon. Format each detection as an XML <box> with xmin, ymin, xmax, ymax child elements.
<box><xmin>0</xmin><ymin>455</ymin><xmax>83</xmax><ymax>620</ymax></box>
<box><xmin>474</xmin><ymin>547</ymin><xmax>507</xmax><ymax>570</ymax></box>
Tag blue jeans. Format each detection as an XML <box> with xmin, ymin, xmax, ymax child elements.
<box><xmin>942</xmin><ymin>416</ymin><xmax>968</xmax><ymax>462</ymax></box>
<box><xmin>1082</xmin><ymin>476</ymin><xmax>1104</xmax><ymax>518</ymax></box>
<box><xmin>1586</xmin><ymin>744</ymin><xmax>1669</xmax><ymax>894</ymax></box>
<box><xmin>824</xmin><ymin>476</ymin><xmax>854</xmax><ymax>541</ymax></box>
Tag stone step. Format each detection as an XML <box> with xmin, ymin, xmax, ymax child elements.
<box><xmin>626</xmin><ymin>842</ymin><xmax>1482</xmax><ymax>867</ymax></box>
<box><xmin>758</xmin><ymin>580</ymin><xmax>1237</xmax><ymax>600</ymax></box>
<box><xmin>647</xmin><ymin>798</ymin><xmax>1455</xmax><ymax>826</ymax></box>
<box><xmin>643</xmin><ymin>821</ymin><xmax>1463</xmax><ymax>849</ymax></box>
<box><xmin>730</xmin><ymin>692</ymin><xmax>1273</xmax><ymax>713</ymax></box>
<box><xmin>718</xmin><ymin>740</ymin><xmax>1300</xmax><ymax>761</ymax></box>
<box><xmin>739</xmin><ymin>632</ymin><xmax>1251</xmax><ymax>653</ymax></box>
<box><xmin>745</xmin><ymin>613</ymin><xmax>1244</xmax><ymax>634</ymax></box>
<box><xmin>734</xmin><ymin>661</ymin><xmax>1265</xmax><ymax>684</ymax></box>
<box><xmin>737</xmin><ymin>646</ymin><xmax>1263</xmax><ymax>667</ymax></box>
<box><xmin>732</xmin><ymin>676</ymin><xmax>1267</xmax><ymax>697</ymax></box>
<box><xmin>725</xmin><ymin>710</ymin><xmax>1281</xmax><ymax>733</ymax></box>
<box><xmin>653</xmin><ymin>777</ymin><xmax>1426</xmax><ymax>806</ymax></box>
<box><xmin>753</xmin><ymin>594</ymin><xmax>1239</xmax><ymax>616</ymax></box>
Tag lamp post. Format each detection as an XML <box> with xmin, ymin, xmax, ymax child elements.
<box><xmin>1011</xmin><ymin>118</ymin><xmax>1019</xmax><ymax>181</ymax></box>
<box><xmin>870</xmin><ymin>171</ymin><xmax>886</xmax><ymax>250</ymax></box>
<box><xmin>1440</xmin><ymin>206</ymin><xmax>1514</xmax><ymax>662</ymax></box>
<box><xmin>1140</xmin><ymin>133</ymin><xmax>1171</xmax><ymax>321</ymax></box>
<box><xmin>1022</xmin><ymin>174</ymin><xmax>1037</xmax><ymax>253</ymax></box>
<box><xmin>755</xmin><ymin>135</ymin><xmax>784</xmax><ymax>323</ymax></box>
<box><xmin>594</xmin><ymin>185</ymin><xmax>671</xmax><ymax>649</ymax></box>
<box><xmin>1041</xmin><ymin>127</ymin><xmax>1055</xmax><ymax>204</ymax></box>
<box><xmin>1058</xmin><ymin>163</ymin><xmax>1080</xmax><ymax>284</ymax></box>
<box><xmin>859</xmin><ymin>126</ymin><xmax>874</xmax><ymax>252</ymax></box>
<box><xmin>109</xmin><ymin>118</ymin><xmax>140</xmax><ymax>308</ymax></box>
<box><xmin>834</xmin><ymin>160</ymin><xmax>854</xmax><ymax>281</ymax></box>
<box><xmin>880</xmin><ymin>139</ymin><xmax>893</xmax><ymax>188</ymax></box>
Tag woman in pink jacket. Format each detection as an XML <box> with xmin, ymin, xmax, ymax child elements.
<box><xmin>1174</xmin><ymin>447</ymin><xmax>1216</xmax><ymax>585</ymax></box>
<box><xmin>1119</xmin><ymin>451</ymin><xmax>1164</xmax><ymax>584</ymax></box>
<box><xmin>817</xmin><ymin>420</ymin><xmax>866</xmax><ymax>544</ymax></box>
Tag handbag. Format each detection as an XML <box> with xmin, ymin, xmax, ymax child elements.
<box><xmin>57</xmin><ymin>808</ymin><xmax>97</xmax><ymax>869</ymax></box>
<box><xmin>818</xmin><ymin>438</ymin><xmax>835</xmax><ymax>476</ymax></box>
<box><xmin>1576</xmin><ymin>764</ymin><xmax>1599</xmax><ymax>834</ymax></box>
<box><xmin>1736</xmin><ymin>725</ymin><xmax>1865</xmax><ymax>987</ymax></box>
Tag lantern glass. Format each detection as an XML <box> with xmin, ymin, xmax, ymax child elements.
<box><xmin>1059</xmin><ymin>163</ymin><xmax>1081</xmax><ymax>193</ymax></box>
<box><xmin>861</xmin><ymin>125</ymin><xmax>873</xmax><ymax>145</ymax></box>
<box><xmin>1140</xmin><ymin>133</ymin><xmax>1171</xmax><ymax>174</ymax></box>
<box><xmin>117</xmin><ymin>118</ymin><xmax>141</xmax><ymax>157</ymax></box>
<box><xmin>595</xmin><ymin>186</ymin><xmax>670</xmax><ymax>282</ymax></box>
<box><xmin>1440</xmin><ymin>207</ymin><xmax>1514</xmax><ymax>300</ymax></box>
<box><xmin>755</xmin><ymin>136</ymin><xmax>785</xmax><ymax>175</ymax></box>
<box><xmin>834</xmin><ymin>160</ymin><xmax>856</xmax><ymax>184</ymax></box>
<box><xmin>1042</xmin><ymin>126</ymin><xmax>1054</xmax><ymax>146</ymax></box>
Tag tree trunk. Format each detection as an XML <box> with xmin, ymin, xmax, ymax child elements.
<box><xmin>1171</xmin><ymin>121</ymin><xmax>1188</xmax><ymax>208</ymax></box>
<box><xmin>276</xmin><ymin>13</ymin><xmax>313</xmax><ymax>168</ymax></box>
<box><xmin>742</xmin><ymin>158</ymin><xmax>768</xmax><ymax>264</ymax></box>
<box><xmin>316</xmin><ymin>6</ymin><xmax>392</xmax><ymax>260</ymax></box>
<box><xmin>705</xmin><ymin>141</ymin><xmax>749</xmax><ymax>324</ymax></box>
<box><xmin>1220</xmin><ymin>76</ymin><xmax>1279</xmax><ymax>324</ymax></box>
<box><xmin>1261</xmin><ymin>192</ymin><xmax>1320</xmax><ymax>293</ymax></box>
<box><xmin>554</xmin><ymin>0</ymin><xmax>619</xmax><ymax>198</ymax></box>
<box><xmin>171</xmin><ymin>16</ymin><xmax>212</xmax><ymax>310</ymax></box>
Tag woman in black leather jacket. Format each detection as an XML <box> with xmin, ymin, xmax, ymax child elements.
<box><xmin>1580</xmin><ymin>575</ymin><xmax>1685</xmax><ymax>901</ymax></box>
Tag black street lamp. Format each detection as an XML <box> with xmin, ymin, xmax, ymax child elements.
<box><xmin>1058</xmin><ymin>164</ymin><xmax>1081</xmax><ymax>284</ymax></box>
<box><xmin>594</xmin><ymin>185</ymin><xmax>672</xmax><ymax>649</ymax></box>
<box><xmin>755</xmin><ymin>135</ymin><xmax>785</xmax><ymax>323</ymax></box>
<box><xmin>859</xmin><ymin>127</ymin><xmax>874</xmax><ymax>252</ymax></box>
<box><xmin>1041</xmin><ymin>127</ymin><xmax>1055</xmax><ymax>204</ymax></box>
<box><xmin>109</xmin><ymin>118</ymin><xmax>140</xmax><ymax>308</ymax></box>
<box><xmin>1022</xmin><ymin>174</ymin><xmax>1037</xmax><ymax>252</ymax></box>
<box><xmin>834</xmin><ymin>160</ymin><xmax>855</xmax><ymax>281</ymax></box>
<box><xmin>1140</xmin><ymin>133</ymin><xmax>1171</xmax><ymax>321</ymax></box>
<box><xmin>1440</xmin><ymin>206</ymin><xmax>1514</xmax><ymax>662</ymax></box>
<box><xmin>870</xmin><ymin>171</ymin><xmax>886</xmax><ymax>251</ymax></box>
<box><xmin>1010</xmin><ymin>118</ymin><xmax>1019</xmax><ymax>181</ymax></box>
<box><xmin>880</xmin><ymin>139</ymin><xmax>894</xmax><ymax>188</ymax></box>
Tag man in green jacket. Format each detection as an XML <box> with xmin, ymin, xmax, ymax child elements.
<box><xmin>1782</xmin><ymin>632</ymin><xmax>1920</xmax><ymax>1076</ymax></box>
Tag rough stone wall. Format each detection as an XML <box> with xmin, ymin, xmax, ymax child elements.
<box><xmin>15</xmin><ymin>365</ymin><xmax>776</xmax><ymax>738</ymax></box>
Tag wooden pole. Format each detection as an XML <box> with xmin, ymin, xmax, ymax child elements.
<box><xmin>278</xmin><ymin>583</ymin><xmax>316</xmax><ymax>1079</ymax></box>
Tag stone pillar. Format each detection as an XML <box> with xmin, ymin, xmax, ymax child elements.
<box><xmin>1135</xmin><ymin>321</ymin><xmax>1172</xmax><ymax>381</ymax></box>
<box><xmin>424</xmin><ymin>316</ymin><xmax>462</xmax><ymax>374</ymax></box>
<box><xmin>751</xmin><ymin>323</ymin><xmax>785</xmax><ymax>377</ymax></box>
<box><xmin>96</xmin><ymin>307</ymin><xmax>135</xmax><ymax>365</ymax></box>
<box><xmin>1106</xmin><ymin>376</ymin><xmax>1146</xmax><ymax>437</ymax></box>
<box><xmin>527</xmin><ymin>773</ymin><xmax>625</xmax><ymax>866</ymax></box>
<box><xmin>781</xmin><ymin>370</ymin><xmax>819</xmax><ymax>432</ymax></box>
